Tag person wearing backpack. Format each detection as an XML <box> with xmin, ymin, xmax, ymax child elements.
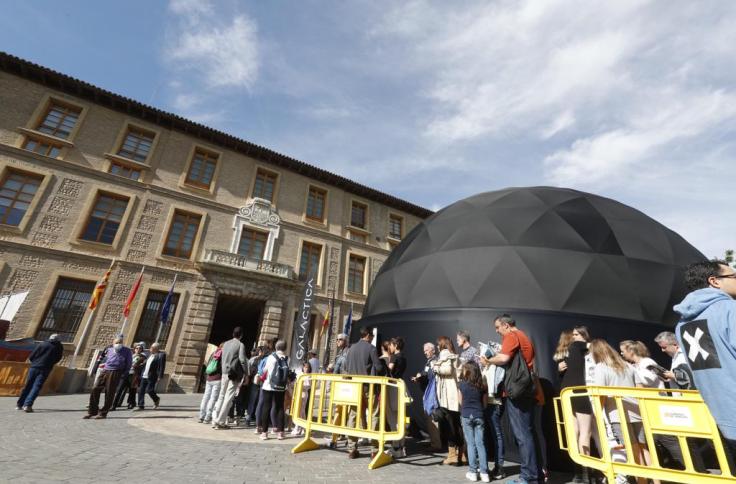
<box><xmin>212</xmin><ymin>327</ymin><xmax>248</xmax><ymax>429</ymax></box>
<box><xmin>199</xmin><ymin>343</ymin><xmax>223</xmax><ymax>423</ymax></box>
<box><xmin>486</xmin><ymin>314</ymin><xmax>540</xmax><ymax>484</ymax></box>
<box><xmin>258</xmin><ymin>340</ymin><xmax>290</xmax><ymax>440</ymax></box>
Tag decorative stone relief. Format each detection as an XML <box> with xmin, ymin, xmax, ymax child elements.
<box><xmin>19</xmin><ymin>255</ymin><xmax>44</xmax><ymax>268</ymax></box>
<box><xmin>328</xmin><ymin>246</ymin><xmax>341</xmax><ymax>291</ymax></box>
<box><xmin>93</xmin><ymin>325</ymin><xmax>119</xmax><ymax>346</ymax></box>
<box><xmin>7</xmin><ymin>269</ymin><xmax>39</xmax><ymax>292</ymax></box>
<box><xmin>30</xmin><ymin>231</ymin><xmax>58</xmax><ymax>248</ymax></box>
<box><xmin>137</xmin><ymin>215</ymin><xmax>157</xmax><ymax>232</ymax></box>
<box><xmin>63</xmin><ymin>261</ymin><xmax>99</xmax><ymax>273</ymax></box>
<box><xmin>231</xmin><ymin>199</ymin><xmax>281</xmax><ymax>261</ymax></box>
<box><xmin>109</xmin><ymin>283</ymin><xmax>130</xmax><ymax>302</ymax></box>
<box><xmin>57</xmin><ymin>178</ymin><xmax>84</xmax><ymax>198</ymax></box>
<box><xmin>131</xmin><ymin>232</ymin><xmax>152</xmax><ymax>249</ymax></box>
<box><xmin>126</xmin><ymin>249</ymin><xmax>146</xmax><ymax>263</ymax></box>
<box><xmin>371</xmin><ymin>258</ymin><xmax>385</xmax><ymax>285</ymax></box>
<box><xmin>39</xmin><ymin>215</ymin><xmax>64</xmax><ymax>233</ymax></box>
<box><xmin>115</xmin><ymin>269</ymin><xmax>136</xmax><ymax>283</ymax></box>
<box><xmin>143</xmin><ymin>199</ymin><xmax>163</xmax><ymax>216</ymax></box>
<box><xmin>151</xmin><ymin>271</ymin><xmax>175</xmax><ymax>285</ymax></box>
<box><xmin>102</xmin><ymin>303</ymin><xmax>124</xmax><ymax>325</ymax></box>
<box><xmin>48</xmin><ymin>196</ymin><xmax>74</xmax><ymax>215</ymax></box>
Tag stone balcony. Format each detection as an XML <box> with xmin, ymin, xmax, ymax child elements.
<box><xmin>201</xmin><ymin>249</ymin><xmax>295</xmax><ymax>279</ymax></box>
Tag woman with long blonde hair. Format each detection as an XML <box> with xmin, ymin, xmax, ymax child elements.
<box><xmin>553</xmin><ymin>329</ymin><xmax>574</xmax><ymax>370</ymax></box>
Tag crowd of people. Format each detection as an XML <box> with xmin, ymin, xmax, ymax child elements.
<box><xmin>12</xmin><ymin>258</ymin><xmax>736</xmax><ymax>484</ymax></box>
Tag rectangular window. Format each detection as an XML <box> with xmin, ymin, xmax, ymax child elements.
<box><xmin>0</xmin><ymin>169</ymin><xmax>43</xmax><ymax>226</ymax></box>
<box><xmin>36</xmin><ymin>278</ymin><xmax>96</xmax><ymax>342</ymax></box>
<box><xmin>306</xmin><ymin>186</ymin><xmax>326</xmax><ymax>222</ymax></box>
<box><xmin>185</xmin><ymin>149</ymin><xmax>218</xmax><ymax>189</ymax></box>
<box><xmin>347</xmin><ymin>254</ymin><xmax>366</xmax><ymax>294</ymax></box>
<box><xmin>350</xmin><ymin>201</ymin><xmax>367</xmax><ymax>229</ymax></box>
<box><xmin>22</xmin><ymin>137</ymin><xmax>62</xmax><ymax>158</ymax></box>
<box><xmin>109</xmin><ymin>162</ymin><xmax>142</xmax><ymax>181</ymax></box>
<box><xmin>36</xmin><ymin>102</ymin><xmax>81</xmax><ymax>139</ymax></box>
<box><xmin>389</xmin><ymin>215</ymin><xmax>403</xmax><ymax>239</ymax></box>
<box><xmin>117</xmin><ymin>127</ymin><xmax>154</xmax><ymax>163</ymax></box>
<box><xmin>80</xmin><ymin>193</ymin><xmax>129</xmax><ymax>244</ymax></box>
<box><xmin>133</xmin><ymin>290</ymin><xmax>180</xmax><ymax>349</ymax></box>
<box><xmin>163</xmin><ymin>210</ymin><xmax>201</xmax><ymax>259</ymax></box>
<box><xmin>299</xmin><ymin>242</ymin><xmax>322</xmax><ymax>281</ymax></box>
<box><xmin>252</xmin><ymin>169</ymin><xmax>277</xmax><ymax>203</ymax></box>
<box><xmin>237</xmin><ymin>228</ymin><xmax>268</xmax><ymax>259</ymax></box>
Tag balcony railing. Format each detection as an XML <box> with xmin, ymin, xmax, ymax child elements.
<box><xmin>201</xmin><ymin>249</ymin><xmax>294</xmax><ymax>279</ymax></box>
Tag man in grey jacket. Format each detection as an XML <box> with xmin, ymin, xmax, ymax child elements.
<box><xmin>212</xmin><ymin>326</ymin><xmax>248</xmax><ymax>429</ymax></box>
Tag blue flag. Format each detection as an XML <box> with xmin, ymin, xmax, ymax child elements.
<box><xmin>160</xmin><ymin>274</ymin><xmax>177</xmax><ymax>325</ymax></box>
<box><xmin>343</xmin><ymin>304</ymin><xmax>353</xmax><ymax>341</ymax></box>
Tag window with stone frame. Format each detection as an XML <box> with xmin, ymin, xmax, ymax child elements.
<box><xmin>22</xmin><ymin>137</ymin><xmax>62</xmax><ymax>158</ymax></box>
<box><xmin>108</xmin><ymin>161</ymin><xmax>141</xmax><ymax>181</ymax></box>
<box><xmin>237</xmin><ymin>228</ymin><xmax>268</xmax><ymax>259</ymax></box>
<box><xmin>350</xmin><ymin>201</ymin><xmax>367</xmax><ymax>229</ymax></box>
<box><xmin>299</xmin><ymin>242</ymin><xmax>322</xmax><ymax>281</ymax></box>
<box><xmin>0</xmin><ymin>169</ymin><xmax>43</xmax><ymax>226</ymax></box>
<box><xmin>162</xmin><ymin>210</ymin><xmax>201</xmax><ymax>259</ymax></box>
<box><xmin>306</xmin><ymin>186</ymin><xmax>327</xmax><ymax>222</ymax></box>
<box><xmin>184</xmin><ymin>149</ymin><xmax>218</xmax><ymax>190</ymax></box>
<box><xmin>80</xmin><ymin>192</ymin><xmax>129</xmax><ymax>244</ymax></box>
<box><xmin>133</xmin><ymin>290</ymin><xmax>180</xmax><ymax>349</ymax></box>
<box><xmin>117</xmin><ymin>126</ymin><xmax>155</xmax><ymax>163</ymax></box>
<box><xmin>347</xmin><ymin>254</ymin><xmax>366</xmax><ymax>294</ymax></box>
<box><xmin>252</xmin><ymin>168</ymin><xmax>278</xmax><ymax>203</ymax></box>
<box><xmin>36</xmin><ymin>101</ymin><xmax>81</xmax><ymax>139</ymax></box>
<box><xmin>36</xmin><ymin>277</ymin><xmax>96</xmax><ymax>343</ymax></box>
<box><xmin>389</xmin><ymin>214</ymin><xmax>403</xmax><ymax>240</ymax></box>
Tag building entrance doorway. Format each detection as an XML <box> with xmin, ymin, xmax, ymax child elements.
<box><xmin>209</xmin><ymin>295</ymin><xmax>264</xmax><ymax>354</ymax></box>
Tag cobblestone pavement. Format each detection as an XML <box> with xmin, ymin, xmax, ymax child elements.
<box><xmin>0</xmin><ymin>394</ymin><xmax>571</xmax><ymax>484</ymax></box>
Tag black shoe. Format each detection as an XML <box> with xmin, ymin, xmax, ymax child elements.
<box><xmin>490</xmin><ymin>467</ymin><xmax>506</xmax><ymax>480</ymax></box>
<box><xmin>348</xmin><ymin>449</ymin><xmax>360</xmax><ymax>459</ymax></box>
<box><xmin>22</xmin><ymin>406</ymin><xmax>33</xmax><ymax>413</ymax></box>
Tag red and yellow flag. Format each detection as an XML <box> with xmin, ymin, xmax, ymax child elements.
<box><xmin>123</xmin><ymin>268</ymin><xmax>144</xmax><ymax>318</ymax></box>
<box><xmin>318</xmin><ymin>311</ymin><xmax>330</xmax><ymax>342</ymax></box>
<box><xmin>88</xmin><ymin>263</ymin><xmax>113</xmax><ymax>310</ymax></box>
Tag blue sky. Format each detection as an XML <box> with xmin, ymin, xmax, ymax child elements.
<box><xmin>2</xmin><ymin>0</ymin><xmax>735</xmax><ymax>258</ymax></box>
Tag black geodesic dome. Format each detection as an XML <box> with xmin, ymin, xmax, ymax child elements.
<box><xmin>365</xmin><ymin>186</ymin><xmax>705</xmax><ymax>325</ymax></box>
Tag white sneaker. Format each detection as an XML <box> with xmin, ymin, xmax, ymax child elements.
<box><xmin>465</xmin><ymin>471</ymin><xmax>479</xmax><ymax>482</ymax></box>
<box><xmin>479</xmin><ymin>473</ymin><xmax>491</xmax><ymax>483</ymax></box>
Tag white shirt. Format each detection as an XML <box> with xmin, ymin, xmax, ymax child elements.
<box><xmin>671</xmin><ymin>349</ymin><xmax>687</xmax><ymax>371</ymax></box>
<box><xmin>633</xmin><ymin>357</ymin><xmax>665</xmax><ymax>389</ymax></box>
<box><xmin>142</xmin><ymin>354</ymin><xmax>155</xmax><ymax>379</ymax></box>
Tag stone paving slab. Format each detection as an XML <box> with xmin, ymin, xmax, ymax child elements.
<box><xmin>0</xmin><ymin>393</ymin><xmax>571</xmax><ymax>483</ymax></box>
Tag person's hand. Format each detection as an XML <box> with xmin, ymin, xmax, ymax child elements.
<box><xmin>558</xmin><ymin>361</ymin><xmax>568</xmax><ymax>372</ymax></box>
<box><xmin>663</xmin><ymin>370</ymin><xmax>675</xmax><ymax>381</ymax></box>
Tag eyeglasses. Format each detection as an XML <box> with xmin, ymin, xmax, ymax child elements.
<box><xmin>715</xmin><ymin>273</ymin><xmax>736</xmax><ymax>279</ymax></box>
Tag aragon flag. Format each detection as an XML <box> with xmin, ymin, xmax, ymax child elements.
<box><xmin>88</xmin><ymin>264</ymin><xmax>113</xmax><ymax>310</ymax></box>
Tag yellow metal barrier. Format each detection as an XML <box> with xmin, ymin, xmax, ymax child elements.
<box><xmin>554</xmin><ymin>386</ymin><xmax>735</xmax><ymax>483</ymax></box>
<box><xmin>290</xmin><ymin>373</ymin><xmax>410</xmax><ymax>469</ymax></box>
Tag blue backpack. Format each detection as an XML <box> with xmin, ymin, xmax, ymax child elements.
<box><xmin>422</xmin><ymin>371</ymin><xmax>439</xmax><ymax>416</ymax></box>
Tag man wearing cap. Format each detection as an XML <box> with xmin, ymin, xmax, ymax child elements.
<box><xmin>16</xmin><ymin>334</ymin><xmax>64</xmax><ymax>412</ymax></box>
<box><xmin>84</xmin><ymin>335</ymin><xmax>132</xmax><ymax>419</ymax></box>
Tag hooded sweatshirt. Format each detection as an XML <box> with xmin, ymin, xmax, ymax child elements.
<box><xmin>673</xmin><ymin>288</ymin><xmax>736</xmax><ymax>439</ymax></box>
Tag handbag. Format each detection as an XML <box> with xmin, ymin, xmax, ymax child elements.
<box><xmin>423</xmin><ymin>371</ymin><xmax>440</xmax><ymax>417</ymax></box>
<box><xmin>503</xmin><ymin>333</ymin><xmax>535</xmax><ymax>400</ymax></box>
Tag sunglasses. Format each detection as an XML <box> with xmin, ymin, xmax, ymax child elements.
<box><xmin>714</xmin><ymin>273</ymin><xmax>736</xmax><ymax>279</ymax></box>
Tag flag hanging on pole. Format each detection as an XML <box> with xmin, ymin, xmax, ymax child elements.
<box><xmin>88</xmin><ymin>261</ymin><xmax>114</xmax><ymax>310</ymax></box>
<box><xmin>123</xmin><ymin>267</ymin><xmax>145</xmax><ymax>318</ymax></box>
<box><xmin>159</xmin><ymin>273</ymin><xmax>178</xmax><ymax>325</ymax></box>
<box><xmin>318</xmin><ymin>304</ymin><xmax>331</xmax><ymax>343</ymax></box>
<box><xmin>322</xmin><ymin>292</ymin><xmax>336</xmax><ymax>369</ymax></box>
<box><xmin>343</xmin><ymin>303</ymin><xmax>353</xmax><ymax>341</ymax></box>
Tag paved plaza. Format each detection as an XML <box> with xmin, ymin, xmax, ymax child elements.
<box><xmin>0</xmin><ymin>393</ymin><xmax>572</xmax><ymax>484</ymax></box>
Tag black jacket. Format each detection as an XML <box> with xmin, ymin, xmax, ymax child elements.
<box><xmin>145</xmin><ymin>352</ymin><xmax>166</xmax><ymax>381</ymax></box>
<box><xmin>344</xmin><ymin>339</ymin><xmax>384</xmax><ymax>376</ymax></box>
<box><xmin>29</xmin><ymin>340</ymin><xmax>63</xmax><ymax>370</ymax></box>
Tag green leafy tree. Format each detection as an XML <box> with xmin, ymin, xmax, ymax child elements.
<box><xmin>725</xmin><ymin>249</ymin><xmax>735</xmax><ymax>267</ymax></box>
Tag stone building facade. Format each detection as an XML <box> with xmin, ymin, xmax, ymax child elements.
<box><xmin>0</xmin><ymin>53</ymin><xmax>431</xmax><ymax>392</ymax></box>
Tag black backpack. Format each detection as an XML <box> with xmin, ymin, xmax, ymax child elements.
<box><xmin>503</xmin><ymin>333</ymin><xmax>536</xmax><ymax>400</ymax></box>
<box><xmin>269</xmin><ymin>354</ymin><xmax>290</xmax><ymax>391</ymax></box>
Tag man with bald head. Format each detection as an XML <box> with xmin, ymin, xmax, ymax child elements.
<box><xmin>135</xmin><ymin>342</ymin><xmax>166</xmax><ymax>411</ymax></box>
<box><xmin>84</xmin><ymin>335</ymin><xmax>132</xmax><ymax>419</ymax></box>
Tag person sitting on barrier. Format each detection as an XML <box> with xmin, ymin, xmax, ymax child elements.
<box><xmin>589</xmin><ymin>339</ymin><xmax>643</xmax><ymax>484</ymax></box>
<box><xmin>557</xmin><ymin>326</ymin><xmax>594</xmax><ymax>484</ymax></box>
<box><xmin>674</xmin><ymin>259</ymin><xmax>736</xmax><ymax>472</ymax></box>
<box><xmin>459</xmin><ymin>360</ymin><xmax>491</xmax><ymax>482</ymax></box>
<box><xmin>385</xmin><ymin>336</ymin><xmax>408</xmax><ymax>458</ymax></box>
<box><xmin>431</xmin><ymin>335</ymin><xmax>465</xmax><ymax>466</ymax></box>
<box><xmin>343</xmin><ymin>325</ymin><xmax>384</xmax><ymax>459</ymax></box>
<box><xmin>480</xmin><ymin>343</ymin><xmax>506</xmax><ymax>480</ymax></box>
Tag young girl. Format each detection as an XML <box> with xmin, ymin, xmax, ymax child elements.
<box><xmin>458</xmin><ymin>361</ymin><xmax>490</xmax><ymax>482</ymax></box>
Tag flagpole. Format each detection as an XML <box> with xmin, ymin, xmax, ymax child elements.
<box><xmin>155</xmin><ymin>272</ymin><xmax>177</xmax><ymax>344</ymax></box>
<box><xmin>120</xmin><ymin>266</ymin><xmax>145</xmax><ymax>336</ymax></box>
<box><xmin>71</xmin><ymin>258</ymin><xmax>115</xmax><ymax>369</ymax></box>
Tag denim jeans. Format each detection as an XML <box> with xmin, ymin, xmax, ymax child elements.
<box><xmin>199</xmin><ymin>379</ymin><xmax>221</xmax><ymax>421</ymax></box>
<box><xmin>137</xmin><ymin>378</ymin><xmax>159</xmax><ymax>409</ymax></box>
<box><xmin>507</xmin><ymin>397</ymin><xmax>539</xmax><ymax>483</ymax></box>
<box><xmin>17</xmin><ymin>367</ymin><xmax>51</xmax><ymax>408</ymax></box>
<box><xmin>461</xmin><ymin>415</ymin><xmax>489</xmax><ymax>474</ymax></box>
<box><xmin>484</xmin><ymin>402</ymin><xmax>505</xmax><ymax>468</ymax></box>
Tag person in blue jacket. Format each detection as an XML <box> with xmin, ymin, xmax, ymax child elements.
<box><xmin>16</xmin><ymin>334</ymin><xmax>64</xmax><ymax>412</ymax></box>
<box><xmin>673</xmin><ymin>259</ymin><xmax>736</xmax><ymax>468</ymax></box>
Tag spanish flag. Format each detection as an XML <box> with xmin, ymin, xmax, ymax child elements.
<box><xmin>88</xmin><ymin>262</ymin><xmax>114</xmax><ymax>310</ymax></box>
<box><xmin>123</xmin><ymin>267</ymin><xmax>144</xmax><ymax>318</ymax></box>
<box><xmin>318</xmin><ymin>310</ymin><xmax>330</xmax><ymax>342</ymax></box>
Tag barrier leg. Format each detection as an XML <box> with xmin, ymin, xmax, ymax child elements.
<box><xmin>292</xmin><ymin>434</ymin><xmax>320</xmax><ymax>453</ymax></box>
<box><xmin>369</xmin><ymin>438</ymin><xmax>392</xmax><ymax>470</ymax></box>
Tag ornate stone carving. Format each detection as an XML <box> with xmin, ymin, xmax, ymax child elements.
<box><xmin>94</xmin><ymin>325</ymin><xmax>119</xmax><ymax>346</ymax></box>
<box><xmin>39</xmin><ymin>215</ymin><xmax>64</xmax><ymax>233</ymax></box>
<box><xmin>30</xmin><ymin>231</ymin><xmax>58</xmax><ymax>248</ymax></box>
<box><xmin>102</xmin><ymin>303</ymin><xmax>124</xmax><ymax>325</ymax></box>
<box><xmin>109</xmin><ymin>283</ymin><xmax>129</xmax><ymax>302</ymax></box>
<box><xmin>238</xmin><ymin>198</ymin><xmax>280</xmax><ymax>228</ymax></box>
<box><xmin>137</xmin><ymin>215</ymin><xmax>157</xmax><ymax>232</ymax></box>
<box><xmin>19</xmin><ymin>255</ymin><xmax>44</xmax><ymax>268</ymax></box>
<box><xmin>131</xmin><ymin>232</ymin><xmax>152</xmax><ymax>249</ymax></box>
<box><xmin>115</xmin><ymin>269</ymin><xmax>136</xmax><ymax>283</ymax></box>
<box><xmin>57</xmin><ymin>178</ymin><xmax>84</xmax><ymax>198</ymax></box>
<box><xmin>126</xmin><ymin>249</ymin><xmax>146</xmax><ymax>263</ymax></box>
<box><xmin>48</xmin><ymin>196</ymin><xmax>74</xmax><ymax>215</ymax></box>
<box><xmin>7</xmin><ymin>269</ymin><xmax>39</xmax><ymax>292</ymax></box>
<box><xmin>143</xmin><ymin>199</ymin><xmax>163</xmax><ymax>216</ymax></box>
<box><xmin>63</xmin><ymin>261</ymin><xmax>99</xmax><ymax>273</ymax></box>
<box><xmin>328</xmin><ymin>246</ymin><xmax>341</xmax><ymax>291</ymax></box>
